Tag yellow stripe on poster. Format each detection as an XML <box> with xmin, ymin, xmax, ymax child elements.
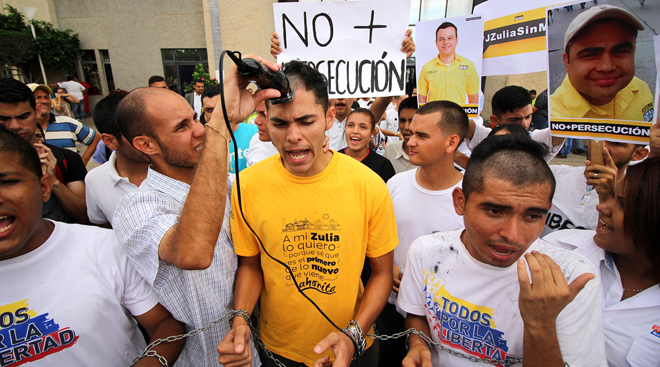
<box><xmin>551</xmin><ymin>118</ymin><xmax>653</xmax><ymax>127</ymax></box>
<box><xmin>483</xmin><ymin>37</ymin><xmax>545</xmax><ymax>59</ymax></box>
<box><xmin>552</xmin><ymin>131</ymin><xmax>650</xmax><ymax>143</ymax></box>
<box><xmin>484</xmin><ymin>7</ymin><xmax>549</xmax><ymax>30</ymax></box>
<box><xmin>461</xmin><ymin>103</ymin><xmax>479</xmax><ymax>118</ymax></box>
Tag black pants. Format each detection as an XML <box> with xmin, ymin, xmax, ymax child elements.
<box><xmin>259</xmin><ymin>343</ymin><xmax>376</xmax><ymax>367</ymax></box>
<box><xmin>375</xmin><ymin>302</ymin><xmax>407</xmax><ymax>367</ymax></box>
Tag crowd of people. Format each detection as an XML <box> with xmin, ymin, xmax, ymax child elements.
<box><xmin>0</xmin><ymin>7</ymin><xmax>658</xmax><ymax>367</ymax></box>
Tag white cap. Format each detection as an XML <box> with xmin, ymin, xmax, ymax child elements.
<box><xmin>564</xmin><ymin>4</ymin><xmax>644</xmax><ymax>50</ymax></box>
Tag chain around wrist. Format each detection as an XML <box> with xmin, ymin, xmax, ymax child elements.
<box><xmin>343</xmin><ymin>320</ymin><xmax>366</xmax><ymax>357</ymax></box>
<box><xmin>229</xmin><ymin>309</ymin><xmax>251</xmax><ymax>328</ymax></box>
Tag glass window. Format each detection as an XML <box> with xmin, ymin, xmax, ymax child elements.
<box><xmin>175</xmin><ymin>49</ymin><xmax>201</xmax><ymax>62</ymax></box>
<box><xmin>100</xmin><ymin>50</ymin><xmax>115</xmax><ymax>92</ymax></box>
<box><xmin>80</xmin><ymin>50</ymin><xmax>96</xmax><ymax>62</ymax></box>
<box><xmin>162</xmin><ymin>49</ymin><xmax>175</xmax><ymax>61</ymax></box>
<box><xmin>162</xmin><ymin>48</ymin><xmax>208</xmax><ymax>94</ymax></box>
<box><xmin>80</xmin><ymin>50</ymin><xmax>102</xmax><ymax>95</ymax></box>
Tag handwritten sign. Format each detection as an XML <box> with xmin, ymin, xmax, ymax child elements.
<box><xmin>273</xmin><ymin>0</ymin><xmax>411</xmax><ymax>98</ymax></box>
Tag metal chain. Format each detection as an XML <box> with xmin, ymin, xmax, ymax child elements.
<box><xmin>132</xmin><ymin>310</ymin><xmax>526</xmax><ymax>367</ymax></box>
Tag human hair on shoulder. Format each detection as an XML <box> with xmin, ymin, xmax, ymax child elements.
<box><xmin>416</xmin><ymin>100</ymin><xmax>469</xmax><ymax>142</ymax></box>
<box><xmin>436</xmin><ymin>22</ymin><xmax>458</xmax><ymax>38</ymax></box>
<box><xmin>621</xmin><ymin>157</ymin><xmax>660</xmax><ymax>277</ymax></box>
<box><xmin>348</xmin><ymin>108</ymin><xmax>376</xmax><ymax>131</ymax></box>
<box><xmin>148</xmin><ymin>75</ymin><xmax>165</xmax><ymax>86</ymax></box>
<box><xmin>116</xmin><ymin>87</ymin><xmax>165</xmax><ymax>146</ymax></box>
<box><xmin>267</xmin><ymin>60</ymin><xmax>329</xmax><ymax>113</ymax></box>
<box><xmin>491</xmin><ymin>86</ymin><xmax>533</xmax><ymax>118</ymax></box>
<box><xmin>0</xmin><ymin>126</ymin><xmax>43</xmax><ymax>179</ymax></box>
<box><xmin>0</xmin><ymin>78</ymin><xmax>36</xmax><ymax>110</ymax></box>
<box><xmin>398</xmin><ymin>96</ymin><xmax>418</xmax><ymax>117</ymax></box>
<box><xmin>93</xmin><ymin>92</ymin><xmax>129</xmax><ymax>139</ymax></box>
<box><xmin>463</xmin><ymin>134</ymin><xmax>554</xmax><ymax>202</ymax></box>
<box><xmin>488</xmin><ymin>123</ymin><xmax>530</xmax><ymax>137</ymax></box>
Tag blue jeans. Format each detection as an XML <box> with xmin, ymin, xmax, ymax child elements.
<box><xmin>560</xmin><ymin>138</ymin><xmax>573</xmax><ymax>155</ymax></box>
<box><xmin>70</xmin><ymin>102</ymin><xmax>84</xmax><ymax>119</ymax></box>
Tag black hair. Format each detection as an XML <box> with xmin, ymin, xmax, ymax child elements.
<box><xmin>0</xmin><ymin>78</ymin><xmax>36</xmax><ymax>110</ymax></box>
<box><xmin>416</xmin><ymin>100</ymin><xmax>469</xmax><ymax>142</ymax></box>
<box><xmin>267</xmin><ymin>60</ymin><xmax>329</xmax><ymax>113</ymax></box>
<box><xmin>116</xmin><ymin>88</ymin><xmax>163</xmax><ymax>146</ymax></box>
<box><xmin>0</xmin><ymin>126</ymin><xmax>43</xmax><ymax>179</ymax></box>
<box><xmin>463</xmin><ymin>134</ymin><xmax>555</xmax><ymax>202</ymax></box>
<box><xmin>529</xmin><ymin>90</ymin><xmax>537</xmax><ymax>95</ymax></box>
<box><xmin>488</xmin><ymin>123</ymin><xmax>530</xmax><ymax>137</ymax></box>
<box><xmin>93</xmin><ymin>92</ymin><xmax>128</xmax><ymax>139</ymax></box>
<box><xmin>193</xmin><ymin>79</ymin><xmax>204</xmax><ymax>85</ymax></box>
<box><xmin>199</xmin><ymin>86</ymin><xmax>223</xmax><ymax>125</ymax></box>
<box><xmin>491</xmin><ymin>86</ymin><xmax>532</xmax><ymax>118</ymax></box>
<box><xmin>36</xmin><ymin>123</ymin><xmax>45</xmax><ymax>137</ymax></box>
<box><xmin>398</xmin><ymin>96</ymin><xmax>418</xmax><ymax>117</ymax></box>
<box><xmin>148</xmin><ymin>75</ymin><xmax>165</xmax><ymax>86</ymax></box>
<box><xmin>436</xmin><ymin>22</ymin><xmax>458</xmax><ymax>38</ymax></box>
<box><xmin>66</xmin><ymin>76</ymin><xmax>73</xmax><ymax>81</ymax></box>
<box><xmin>347</xmin><ymin>108</ymin><xmax>376</xmax><ymax>131</ymax></box>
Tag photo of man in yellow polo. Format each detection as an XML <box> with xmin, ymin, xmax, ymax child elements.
<box><xmin>550</xmin><ymin>4</ymin><xmax>655</xmax><ymax>122</ymax></box>
<box><xmin>417</xmin><ymin>22</ymin><xmax>480</xmax><ymax>105</ymax></box>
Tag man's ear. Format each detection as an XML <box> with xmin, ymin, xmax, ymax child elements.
<box><xmin>40</xmin><ymin>173</ymin><xmax>54</xmax><ymax>203</ymax></box>
<box><xmin>452</xmin><ymin>187</ymin><xmax>466</xmax><ymax>216</ymax></box>
<box><xmin>101</xmin><ymin>133</ymin><xmax>119</xmax><ymax>151</ymax></box>
<box><xmin>563</xmin><ymin>52</ymin><xmax>569</xmax><ymax>72</ymax></box>
<box><xmin>325</xmin><ymin>106</ymin><xmax>336</xmax><ymax>132</ymax></box>
<box><xmin>632</xmin><ymin>147</ymin><xmax>649</xmax><ymax>162</ymax></box>
<box><xmin>132</xmin><ymin>136</ymin><xmax>159</xmax><ymax>156</ymax></box>
<box><xmin>446</xmin><ymin>134</ymin><xmax>461</xmax><ymax>154</ymax></box>
<box><xmin>490</xmin><ymin>115</ymin><xmax>500</xmax><ymax>127</ymax></box>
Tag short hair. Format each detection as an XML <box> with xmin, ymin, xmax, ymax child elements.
<box><xmin>66</xmin><ymin>76</ymin><xmax>73</xmax><ymax>81</ymax></box>
<box><xmin>0</xmin><ymin>78</ymin><xmax>36</xmax><ymax>110</ymax></box>
<box><xmin>491</xmin><ymin>86</ymin><xmax>532</xmax><ymax>118</ymax></box>
<box><xmin>148</xmin><ymin>75</ymin><xmax>165</xmax><ymax>86</ymax></box>
<box><xmin>621</xmin><ymin>157</ymin><xmax>660</xmax><ymax>276</ymax></box>
<box><xmin>193</xmin><ymin>79</ymin><xmax>204</xmax><ymax>85</ymax></box>
<box><xmin>200</xmin><ymin>86</ymin><xmax>222</xmax><ymax>124</ymax></box>
<box><xmin>0</xmin><ymin>126</ymin><xmax>42</xmax><ymax>179</ymax></box>
<box><xmin>267</xmin><ymin>60</ymin><xmax>328</xmax><ymax>113</ymax></box>
<box><xmin>436</xmin><ymin>22</ymin><xmax>458</xmax><ymax>38</ymax></box>
<box><xmin>93</xmin><ymin>92</ymin><xmax>128</xmax><ymax>139</ymax></box>
<box><xmin>416</xmin><ymin>100</ymin><xmax>469</xmax><ymax>142</ymax></box>
<box><xmin>488</xmin><ymin>123</ymin><xmax>530</xmax><ymax>137</ymax></box>
<box><xmin>116</xmin><ymin>88</ymin><xmax>164</xmax><ymax>145</ymax></box>
<box><xmin>463</xmin><ymin>134</ymin><xmax>555</xmax><ymax>202</ymax></box>
<box><xmin>36</xmin><ymin>123</ymin><xmax>45</xmax><ymax>137</ymax></box>
<box><xmin>347</xmin><ymin>108</ymin><xmax>376</xmax><ymax>131</ymax></box>
<box><xmin>398</xmin><ymin>96</ymin><xmax>418</xmax><ymax>117</ymax></box>
<box><xmin>529</xmin><ymin>90</ymin><xmax>537</xmax><ymax>95</ymax></box>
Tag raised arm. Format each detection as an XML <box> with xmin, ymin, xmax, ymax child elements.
<box><xmin>157</xmin><ymin>55</ymin><xmax>281</xmax><ymax>270</ymax></box>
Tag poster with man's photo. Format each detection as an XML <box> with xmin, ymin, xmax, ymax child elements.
<box><xmin>415</xmin><ymin>14</ymin><xmax>484</xmax><ymax>118</ymax></box>
<box><xmin>547</xmin><ymin>0</ymin><xmax>657</xmax><ymax>144</ymax></box>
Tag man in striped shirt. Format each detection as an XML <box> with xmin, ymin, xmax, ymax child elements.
<box><xmin>29</xmin><ymin>84</ymin><xmax>101</xmax><ymax>165</ymax></box>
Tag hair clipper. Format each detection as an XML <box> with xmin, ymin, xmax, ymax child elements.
<box><xmin>227</xmin><ymin>52</ymin><xmax>294</xmax><ymax>105</ymax></box>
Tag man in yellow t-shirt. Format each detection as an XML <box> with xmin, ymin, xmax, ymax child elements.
<box><xmin>219</xmin><ymin>60</ymin><xmax>398</xmax><ymax>367</ymax></box>
<box><xmin>550</xmin><ymin>4</ymin><xmax>654</xmax><ymax>122</ymax></box>
<box><xmin>418</xmin><ymin>22</ymin><xmax>479</xmax><ymax>105</ymax></box>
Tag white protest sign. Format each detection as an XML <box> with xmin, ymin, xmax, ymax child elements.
<box><xmin>475</xmin><ymin>0</ymin><xmax>560</xmax><ymax>76</ymax></box>
<box><xmin>273</xmin><ymin>0</ymin><xmax>411</xmax><ymax>98</ymax></box>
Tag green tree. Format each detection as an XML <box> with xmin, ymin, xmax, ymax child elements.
<box><xmin>183</xmin><ymin>63</ymin><xmax>219</xmax><ymax>93</ymax></box>
<box><xmin>0</xmin><ymin>5</ymin><xmax>80</xmax><ymax>78</ymax></box>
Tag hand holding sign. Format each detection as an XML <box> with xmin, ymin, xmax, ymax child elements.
<box><xmin>273</xmin><ymin>0</ymin><xmax>411</xmax><ymax>98</ymax></box>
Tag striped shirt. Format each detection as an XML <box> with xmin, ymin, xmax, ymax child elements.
<box><xmin>113</xmin><ymin>167</ymin><xmax>259</xmax><ymax>367</ymax></box>
<box><xmin>45</xmin><ymin>113</ymin><xmax>95</xmax><ymax>151</ymax></box>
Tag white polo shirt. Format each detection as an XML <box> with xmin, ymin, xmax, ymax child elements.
<box><xmin>85</xmin><ymin>152</ymin><xmax>139</xmax><ymax>225</ymax></box>
<box><xmin>327</xmin><ymin>115</ymin><xmax>348</xmax><ymax>151</ymax></box>
<box><xmin>544</xmin><ymin>229</ymin><xmax>660</xmax><ymax>367</ymax></box>
<box><xmin>384</xmin><ymin>140</ymin><xmax>417</xmax><ymax>174</ymax></box>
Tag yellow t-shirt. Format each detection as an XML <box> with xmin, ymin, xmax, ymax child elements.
<box><xmin>550</xmin><ymin>75</ymin><xmax>655</xmax><ymax>122</ymax></box>
<box><xmin>231</xmin><ymin>152</ymin><xmax>398</xmax><ymax>366</ymax></box>
<box><xmin>418</xmin><ymin>54</ymin><xmax>480</xmax><ymax>104</ymax></box>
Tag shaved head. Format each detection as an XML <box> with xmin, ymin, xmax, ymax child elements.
<box><xmin>116</xmin><ymin>87</ymin><xmax>176</xmax><ymax>145</ymax></box>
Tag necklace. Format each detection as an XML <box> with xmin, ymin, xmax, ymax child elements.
<box><xmin>623</xmin><ymin>287</ymin><xmax>646</xmax><ymax>292</ymax></box>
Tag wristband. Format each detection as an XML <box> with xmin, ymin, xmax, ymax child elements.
<box><xmin>343</xmin><ymin>320</ymin><xmax>366</xmax><ymax>357</ymax></box>
<box><xmin>205</xmin><ymin>124</ymin><xmax>231</xmax><ymax>143</ymax></box>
